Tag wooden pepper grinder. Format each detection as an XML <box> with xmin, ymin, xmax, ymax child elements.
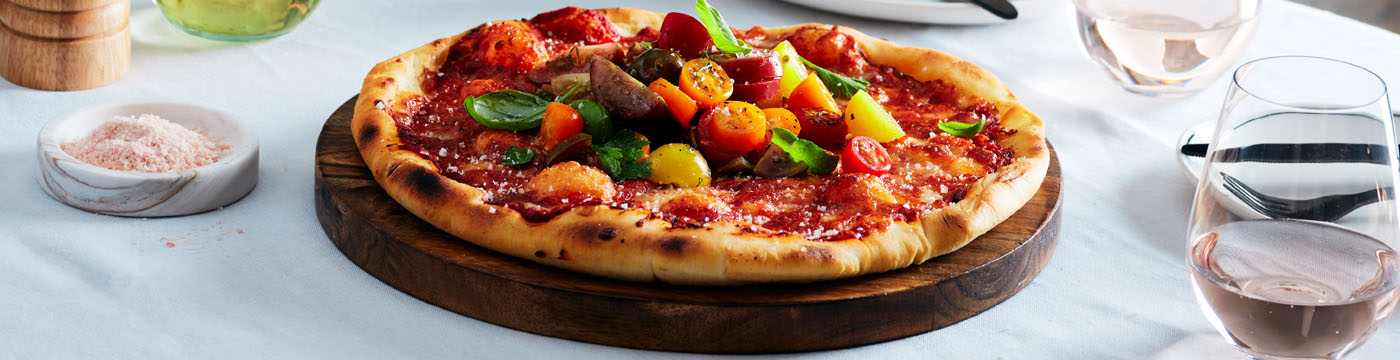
<box><xmin>0</xmin><ymin>0</ymin><xmax>130</xmax><ymax>91</ymax></box>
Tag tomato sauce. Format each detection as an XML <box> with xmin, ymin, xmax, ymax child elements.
<box><xmin>392</xmin><ymin>10</ymin><xmax>1017</xmax><ymax>241</ymax></box>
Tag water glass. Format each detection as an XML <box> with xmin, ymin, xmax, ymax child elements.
<box><xmin>1186</xmin><ymin>56</ymin><xmax>1399</xmax><ymax>359</ymax></box>
<box><xmin>154</xmin><ymin>0</ymin><xmax>319</xmax><ymax>42</ymax></box>
<box><xmin>1073</xmin><ymin>0</ymin><xmax>1261</xmax><ymax>96</ymax></box>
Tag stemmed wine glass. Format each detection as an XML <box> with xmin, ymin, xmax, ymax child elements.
<box><xmin>1186</xmin><ymin>56</ymin><xmax>1400</xmax><ymax>359</ymax></box>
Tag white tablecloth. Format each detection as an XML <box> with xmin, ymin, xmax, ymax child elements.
<box><xmin>4</xmin><ymin>0</ymin><xmax>1400</xmax><ymax>358</ymax></box>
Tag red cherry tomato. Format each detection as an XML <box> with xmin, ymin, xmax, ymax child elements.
<box><xmin>795</xmin><ymin>108</ymin><xmax>848</xmax><ymax>151</ymax></box>
<box><xmin>730</xmin><ymin>78</ymin><xmax>780</xmax><ymax>103</ymax></box>
<box><xmin>717</xmin><ymin>50</ymin><xmax>782</xmax><ymax>83</ymax></box>
<box><xmin>657</xmin><ymin>12</ymin><xmax>713</xmax><ymax>58</ymax></box>
<box><xmin>842</xmin><ymin>136</ymin><xmax>891</xmax><ymax>175</ymax></box>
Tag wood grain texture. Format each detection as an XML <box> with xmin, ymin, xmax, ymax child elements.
<box><xmin>0</xmin><ymin>0</ymin><xmax>128</xmax><ymax>90</ymax></box>
<box><xmin>314</xmin><ymin>97</ymin><xmax>1062</xmax><ymax>353</ymax></box>
<box><xmin>7</xmin><ymin>0</ymin><xmax>114</xmax><ymax>12</ymax></box>
<box><xmin>0</xmin><ymin>18</ymin><xmax>127</xmax><ymax>90</ymax></box>
<box><xmin>0</xmin><ymin>0</ymin><xmax>127</xmax><ymax>39</ymax></box>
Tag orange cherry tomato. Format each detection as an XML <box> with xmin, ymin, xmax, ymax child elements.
<box><xmin>634</xmin><ymin>132</ymin><xmax>651</xmax><ymax>160</ymax></box>
<box><xmin>761</xmin><ymin>108</ymin><xmax>801</xmax><ymax>136</ymax></box>
<box><xmin>679</xmin><ymin>58</ymin><xmax>734</xmax><ymax>108</ymax></box>
<box><xmin>698</xmin><ymin>101</ymin><xmax>768</xmax><ymax>162</ymax></box>
<box><xmin>540</xmin><ymin>102</ymin><xmax>583</xmax><ymax>149</ymax></box>
<box><xmin>841</xmin><ymin>136</ymin><xmax>892</xmax><ymax>175</ymax></box>
<box><xmin>649</xmin><ymin>78</ymin><xmax>699</xmax><ymax>128</ymax></box>
<box><xmin>786</xmin><ymin>75</ymin><xmax>839</xmax><ymax>115</ymax></box>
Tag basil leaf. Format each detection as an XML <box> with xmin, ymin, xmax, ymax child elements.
<box><xmin>501</xmin><ymin>146</ymin><xmax>536</xmax><ymax>166</ymax></box>
<box><xmin>569</xmin><ymin>99</ymin><xmax>615</xmax><ymax>140</ymax></box>
<box><xmin>769</xmin><ymin>128</ymin><xmax>839</xmax><ymax>174</ymax></box>
<box><xmin>938</xmin><ymin>117</ymin><xmax>986</xmax><ymax>138</ymax></box>
<box><xmin>798</xmin><ymin>56</ymin><xmax>869</xmax><ymax>98</ymax></box>
<box><xmin>592</xmin><ymin>130</ymin><xmax>652</xmax><ymax>180</ymax></box>
<box><xmin>695</xmin><ymin>0</ymin><xmax>752</xmax><ymax>54</ymax></box>
<box><xmin>464</xmin><ymin>90</ymin><xmax>549</xmax><ymax>131</ymax></box>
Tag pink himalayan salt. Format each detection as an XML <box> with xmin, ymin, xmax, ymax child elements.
<box><xmin>62</xmin><ymin>114</ymin><xmax>229</xmax><ymax>173</ymax></box>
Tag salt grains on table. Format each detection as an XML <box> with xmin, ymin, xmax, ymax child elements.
<box><xmin>63</xmin><ymin>114</ymin><xmax>229</xmax><ymax>173</ymax></box>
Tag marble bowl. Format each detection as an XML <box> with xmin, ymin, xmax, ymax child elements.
<box><xmin>36</xmin><ymin>102</ymin><xmax>258</xmax><ymax>217</ymax></box>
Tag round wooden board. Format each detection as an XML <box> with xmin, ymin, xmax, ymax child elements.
<box><xmin>315</xmin><ymin>96</ymin><xmax>1062</xmax><ymax>353</ymax></box>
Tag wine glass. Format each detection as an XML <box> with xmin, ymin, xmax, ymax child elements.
<box><xmin>1072</xmin><ymin>0</ymin><xmax>1261</xmax><ymax>96</ymax></box>
<box><xmin>1186</xmin><ymin>56</ymin><xmax>1400</xmax><ymax>359</ymax></box>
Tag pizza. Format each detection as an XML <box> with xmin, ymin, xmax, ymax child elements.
<box><xmin>351</xmin><ymin>4</ymin><xmax>1048</xmax><ymax>285</ymax></box>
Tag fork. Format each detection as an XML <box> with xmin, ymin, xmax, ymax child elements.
<box><xmin>1219</xmin><ymin>172</ymin><xmax>1395</xmax><ymax>221</ymax></box>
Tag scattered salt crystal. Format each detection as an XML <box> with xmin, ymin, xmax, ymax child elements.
<box><xmin>62</xmin><ymin>114</ymin><xmax>228</xmax><ymax>173</ymax></box>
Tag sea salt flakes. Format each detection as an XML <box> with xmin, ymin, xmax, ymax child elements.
<box><xmin>63</xmin><ymin>114</ymin><xmax>228</xmax><ymax>173</ymax></box>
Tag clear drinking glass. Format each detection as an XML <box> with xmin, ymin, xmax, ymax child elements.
<box><xmin>1186</xmin><ymin>56</ymin><xmax>1400</xmax><ymax>359</ymax></box>
<box><xmin>1072</xmin><ymin>0</ymin><xmax>1261</xmax><ymax>96</ymax></box>
<box><xmin>154</xmin><ymin>0</ymin><xmax>319</xmax><ymax>42</ymax></box>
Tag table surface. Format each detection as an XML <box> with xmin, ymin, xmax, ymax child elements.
<box><xmin>3</xmin><ymin>1</ymin><xmax>1399</xmax><ymax>358</ymax></box>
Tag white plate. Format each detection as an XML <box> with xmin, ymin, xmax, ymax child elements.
<box><xmin>782</xmin><ymin>0</ymin><xmax>1057</xmax><ymax>25</ymax></box>
<box><xmin>1176</xmin><ymin>118</ymin><xmax>1214</xmax><ymax>184</ymax></box>
<box><xmin>36</xmin><ymin>102</ymin><xmax>259</xmax><ymax>217</ymax></box>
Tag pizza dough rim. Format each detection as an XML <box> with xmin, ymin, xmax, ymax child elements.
<box><xmin>350</xmin><ymin>8</ymin><xmax>1048</xmax><ymax>285</ymax></box>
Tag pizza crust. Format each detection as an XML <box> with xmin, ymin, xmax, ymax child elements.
<box><xmin>351</xmin><ymin>8</ymin><xmax>1047</xmax><ymax>285</ymax></box>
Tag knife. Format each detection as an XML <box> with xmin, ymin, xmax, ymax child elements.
<box><xmin>966</xmin><ymin>0</ymin><xmax>1018</xmax><ymax>20</ymax></box>
<box><xmin>1180</xmin><ymin>143</ymin><xmax>1392</xmax><ymax>164</ymax></box>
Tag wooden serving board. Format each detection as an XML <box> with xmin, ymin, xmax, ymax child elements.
<box><xmin>314</xmin><ymin>97</ymin><xmax>1062</xmax><ymax>353</ymax></box>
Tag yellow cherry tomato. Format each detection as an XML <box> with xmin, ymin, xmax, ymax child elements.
<box><xmin>648</xmin><ymin>143</ymin><xmax>712</xmax><ymax>188</ymax></box>
<box><xmin>773</xmin><ymin>40</ymin><xmax>809</xmax><ymax>98</ymax></box>
<box><xmin>842</xmin><ymin>90</ymin><xmax>905</xmax><ymax>143</ymax></box>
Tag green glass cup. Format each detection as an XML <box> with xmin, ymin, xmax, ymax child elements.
<box><xmin>154</xmin><ymin>0</ymin><xmax>319</xmax><ymax>42</ymax></box>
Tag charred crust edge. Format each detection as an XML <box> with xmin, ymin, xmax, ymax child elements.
<box><xmin>356</xmin><ymin>122</ymin><xmax>380</xmax><ymax>149</ymax></box>
<box><xmin>655</xmin><ymin>237</ymin><xmax>689</xmax><ymax>255</ymax></box>
<box><xmin>396</xmin><ymin>165</ymin><xmax>450</xmax><ymax>202</ymax></box>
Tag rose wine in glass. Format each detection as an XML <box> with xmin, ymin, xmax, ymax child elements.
<box><xmin>1190</xmin><ymin>220</ymin><xmax>1400</xmax><ymax>358</ymax></box>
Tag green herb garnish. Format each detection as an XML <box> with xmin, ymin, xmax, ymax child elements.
<box><xmin>769</xmin><ymin>128</ymin><xmax>838</xmax><ymax>174</ymax></box>
<box><xmin>592</xmin><ymin>129</ymin><xmax>651</xmax><ymax>180</ymax></box>
<box><xmin>695</xmin><ymin>0</ymin><xmax>752</xmax><ymax>54</ymax></box>
<box><xmin>463</xmin><ymin>90</ymin><xmax>548</xmax><ymax>131</ymax></box>
<box><xmin>501</xmin><ymin>146</ymin><xmax>536</xmax><ymax>166</ymax></box>
<box><xmin>555</xmin><ymin>83</ymin><xmax>582</xmax><ymax>103</ymax></box>
<box><xmin>798</xmin><ymin>56</ymin><xmax>869</xmax><ymax>98</ymax></box>
<box><xmin>938</xmin><ymin>117</ymin><xmax>986</xmax><ymax>138</ymax></box>
<box><xmin>569</xmin><ymin>99</ymin><xmax>615</xmax><ymax>140</ymax></box>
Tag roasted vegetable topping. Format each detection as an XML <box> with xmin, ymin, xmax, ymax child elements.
<box><xmin>697</xmin><ymin>101</ymin><xmax>768</xmax><ymax>163</ymax></box>
<box><xmin>841</xmin><ymin>136</ymin><xmax>892</xmax><ymax>175</ymax></box>
<box><xmin>649</xmin><ymin>143</ymin><xmax>711</xmax><ymax>188</ymax></box>
<box><xmin>679</xmin><ymin>58</ymin><xmax>734</xmax><ymax>108</ymax></box>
